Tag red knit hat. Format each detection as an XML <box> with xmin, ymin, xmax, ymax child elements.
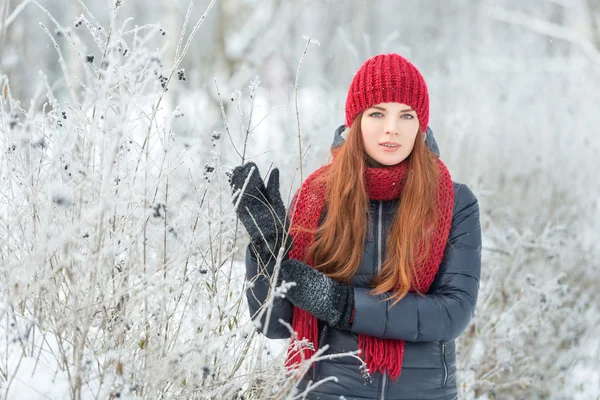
<box><xmin>345</xmin><ymin>53</ymin><xmax>429</xmax><ymax>131</ymax></box>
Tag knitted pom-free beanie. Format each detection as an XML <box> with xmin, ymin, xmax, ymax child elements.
<box><xmin>345</xmin><ymin>53</ymin><xmax>429</xmax><ymax>131</ymax></box>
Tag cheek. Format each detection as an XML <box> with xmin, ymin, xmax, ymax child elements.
<box><xmin>360</xmin><ymin>124</ymin><xmax>369</xmax><ymax>142</ymax></box>
<box><xmin>405</xmin><ymin>135</ymin><xmax>419</xmax><ymax>153</ymax></box>
<box><xmin>360</xmin><ymin>119</ymin><xmax>369</xmax><ymax>137</ymax></box>
<box><xmin>362</xmin><ymin>131</ymin><xmax>378</xmax><ymax>150</ymax></box>
<box><xmin>403</xmin><ymin>125</ymin><xmax>419</xmax><ymax>142</ymax></box>
<box><xmin>361</xmin><ymin>121</ymin><xmax>378</xmax><ymax>144</ymax></box>
<box><xmin>403</xmin><ymin>121</ymin><xmax>420</xmax><ymax>136</ymax></box>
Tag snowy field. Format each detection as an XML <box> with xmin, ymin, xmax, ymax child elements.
<box><xmin>1</xmin><ymin>0</ymin><xmax>599</xmax><ymax>399</ymax></box>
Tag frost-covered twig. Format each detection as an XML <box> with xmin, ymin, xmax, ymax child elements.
<box><xmin>293</xmin><ymin>36</ymin><xmax>320</xmax><ymax>183</ymax></box>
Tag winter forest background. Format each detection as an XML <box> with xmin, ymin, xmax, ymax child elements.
<box><xmin>0</xmin><ymin>0</ymin><xmax>599</xmax><ymax>399</ymax></box>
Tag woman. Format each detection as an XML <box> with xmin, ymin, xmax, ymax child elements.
<box><xmin>230</xmin><ymin>53</ymin><xmax>482</xmax><ymax>400</ymax></box>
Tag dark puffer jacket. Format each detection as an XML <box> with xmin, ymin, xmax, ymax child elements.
<box><xmin>244</xmin><ymin>128</ymin><xmax>482</xmax><ymax>400</ymax></box>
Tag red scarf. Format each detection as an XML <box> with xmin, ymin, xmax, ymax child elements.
<box><xmin>284</xmin><ymin>158</ymin><xmax>454</xmax><ymax>381</ymax></box>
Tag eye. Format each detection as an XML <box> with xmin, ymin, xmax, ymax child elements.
<box><xmin>401</xmin><ymin>114</ymin><xmax>415</xmax><ymax>120</ymax></box>
<box><xmin>368</xmin><ymin>112</ymin><xmax>383</xmax><ymax>118</ymax></box>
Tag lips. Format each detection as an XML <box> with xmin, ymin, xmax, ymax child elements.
<box><xmin>379</xmin><ymin>142</ymin><xmax>401</xmax><ymax>153</ymax></box>
<box><xmin>379</xmin><ymin>142</ymin><xmax>401</xmax><ymax>148</ymax></box>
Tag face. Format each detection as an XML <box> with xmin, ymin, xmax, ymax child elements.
<box><xmin>360</xmin><ymin>102</ymin><xmax>420</xmax><ymax>166</ymax></box>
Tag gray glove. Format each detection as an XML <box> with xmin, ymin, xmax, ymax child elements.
<box><xmin>229</xmin><ymin>162</ymin><xmax>290</xmax><ymax>263</ymax></box>
<box><xmin>281</xmin><ymin>259</ymin><xmax>354</xmax><ymax>331</ymax></box>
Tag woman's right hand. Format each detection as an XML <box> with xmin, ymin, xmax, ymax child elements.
<box><xmin>229</xmin><ymin>162</ymin><xmax>290</xmax><ymax>263</ymax></box>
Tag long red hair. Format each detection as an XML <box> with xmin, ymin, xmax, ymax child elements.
<box><xmin>304</xmin><ymin>113</ymin><xmax>442</xmax><ymax>306</ymax></box>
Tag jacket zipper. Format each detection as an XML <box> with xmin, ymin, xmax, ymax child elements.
<box><xmin>441</xmin><ymin>342</ymin><xmax>448</xmax><ymax>387</ymax></box>
<box><xmin>377</xmin><ymin>202</ymin><xmax>383</xmax><ymax>274</ymax></box>
<box><xmin>377</xmin><ymin>202</ymin><xmax>387</xmax><ymax>399</ymax></box>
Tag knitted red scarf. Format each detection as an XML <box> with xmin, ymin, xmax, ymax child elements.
<box><xmin>284</xmin><ymin>158</ymin><xmax>454</xmax><ymax>381</ymax></box>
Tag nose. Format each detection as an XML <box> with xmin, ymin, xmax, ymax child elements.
<box><xmin>384</xmin><ymin>117</ymin><xmax>399</xmax><ymax>136</ymax></box>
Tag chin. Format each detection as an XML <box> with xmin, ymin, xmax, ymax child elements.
<box><xmin>379</xmin><ymin>157</ymin><xmax>406</xmax><ymax>166</ymax></box>
<box><xmin>365</xmin><ymin>149</ymin><xmax>409</xmax><ymax>167</ymax></box>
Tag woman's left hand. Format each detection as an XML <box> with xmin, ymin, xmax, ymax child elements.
<box><xmin>281</xmin><ymin>259</ymin><xmax>354</xmax><ymax>330</ymax></box>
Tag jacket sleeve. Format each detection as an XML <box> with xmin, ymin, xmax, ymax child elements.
<box><xmin>350</xmin><ymin>183</ymin><xmax>482</xmax><ymax>342</ymax></box>
<box><xmin>245</xmin><ymin>248</ymin><xmax>293</xmax><ymax>339</ymax></box>
<box><xmin>244</xmin><ymin>194</ymin><xmax>297</xmax><ymax>339</ymax></box>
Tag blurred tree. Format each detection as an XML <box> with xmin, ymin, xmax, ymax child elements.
<box><xmin>587</xmin><ymin>0</ymin><xmax>600</xmax><ymax>48</ymax></box>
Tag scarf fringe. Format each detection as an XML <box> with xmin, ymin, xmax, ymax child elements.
<box><xmin>285</xmin><ymin>308</ymin><xmax>318</xmax><ymax>370</ymax></box>
<box><xmin>359</xmin><ymin>335</ymin><xmax>404</xmax><ymax>380</ymax></box>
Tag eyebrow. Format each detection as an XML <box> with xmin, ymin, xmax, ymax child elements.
<box><xmin>369</xmin><ymin>105</ymin><xmax>415</xmax><ymax>113</ymax></box>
